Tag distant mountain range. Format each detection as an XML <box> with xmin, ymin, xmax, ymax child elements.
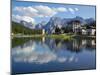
<box><xmin>20</xmin><ymin>20</ymin><xmax>34</xmax><ymax>29</ymax></box>
<box><xmin>17</xmin><ymin>16</ymin><xmax>95</xmax><ymax>33</ymax></box>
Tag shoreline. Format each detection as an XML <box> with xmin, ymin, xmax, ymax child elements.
<box><xmin>11</xmin><ymin>34</ymin><xmax>96</xmax><ymax>39</ymax></box>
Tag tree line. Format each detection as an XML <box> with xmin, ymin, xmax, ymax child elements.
<box><xmin>12</xmin><ymin>21</ymin><xmax>42</xmax><ymax>35</ymax></box>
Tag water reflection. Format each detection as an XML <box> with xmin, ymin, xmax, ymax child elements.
<box><xmin>12</xmin><ymin>37</ymin><xmax>95</xmax><ymax>63</ymax></box>
<box><xmin>12</xmin><ymin>37</ymin><xmax>96</xmax><ymax>74</ymax></box>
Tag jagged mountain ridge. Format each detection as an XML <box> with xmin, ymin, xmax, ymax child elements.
<box><xmin>19</xmin><ymin>16</ymin><xmax>95</xmax><ymax>34</ymax></box>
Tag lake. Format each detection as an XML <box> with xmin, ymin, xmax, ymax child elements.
<box><xmin>11</xmin><ymin>37</ymin><xmax>96</xmax><ymax>74</ymax></box>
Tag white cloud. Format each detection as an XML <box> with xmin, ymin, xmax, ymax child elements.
<box><xmin>14</xmin><ymin>6</ymin><xmax>38</xmax><ymax>13</ymax></box>
<box><xmin>68</xmin><ymin>7</ymin><xmax>79</xmax><ymax>14</ymax></box>
<box><xmin>22</xmin><ymin>16</ymin><xmax>35</xmax><ymax>23</ymax></box>
<box><xmin>14</xmin><ymin>5</ymin><xmax>57</xmax><ymax>18</ymax></box>
<box><xmin>12</xmin><ymin>15</ymin><xmax>21</xmax><ymax>23</ymax></box>
<box><xmin>34</xmin><ymin>5</ymin><xmax>57</xmax><ymax>17</ymax></box>
<box><xmin>13</xmin><ymin>5</ymin><xmax>79</xmax><ymax>22</ymax></box>
<box><xmin>12</xmin><ymin>15</ymin><xmax>35</xmax><ymax>23</ymax></box>
<box><xmin>13</xmin><ymin>5</ymin><xmax>69</xmax><ymax>18</ymax></box>
<box><xmin>14</xmin><ymin>6</ymin><xmax>38</xmax><ymax>17</ymax></box>
<box><xmin>75</xmin><ymin>8</ymin><xmax>79</xmax><ymax>11</ymax></box>
<box><xmin>53</xmin><ymin>7</ymin><xmax>67</xmax><ymax>12</ymax></box>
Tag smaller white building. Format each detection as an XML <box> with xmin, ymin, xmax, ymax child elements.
<box><xmin>81</xmin><ymin>28</ymin><xmax>96</xmax><ymax>36</ymax></box>
<box><xmin>87</xmin><ymin>28</ymin><xmax>96</xmax><ymax>36</ymax></box>
<box><xmin>82</xmin><ymin>29</ymin><xmax>87</xmax><ymax>35</ymax></box>
<box><xmin>42</xmin><ymin>29</ymin><xmax>45</xmax><ymax>35</ymax></box>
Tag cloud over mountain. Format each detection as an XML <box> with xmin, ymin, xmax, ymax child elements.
<box><xmin>12</xmin><ymin>15</ymin><xmax>35</xmax><ymax>23</ymax></box>
<box><xmin>14</xmin><ymin>5</ymin><xmax>70</xmax><ymax>18</ymax></box>
<box><xmin>13</xmin><ymin>5</ymin><xmax>79</xmax><ymax>18</ymax></box>
<box><xmin>53</xmin><ymin>7</ymin><xmax>67</xmax><ymax>12</ymax></box>
<box><xmin>68</xmin><ymin>7</ymin><xmax>79</xmax><ymax>14</ymax></box>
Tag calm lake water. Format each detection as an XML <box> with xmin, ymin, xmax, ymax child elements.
<box><xmin>11</xmin><ymin>37</ymin><xmax>96</xmax><ymax>74</ymax></box>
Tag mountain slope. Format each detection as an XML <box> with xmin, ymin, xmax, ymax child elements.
<box><xmin>12</xmin><ymin>21</ymin><xmax>42</xmax><ymax>35</ymax></box>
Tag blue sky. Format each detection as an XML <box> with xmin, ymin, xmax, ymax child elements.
<box><xmin>12</xmin><ymin>0</ymin><xmax>96</xmax><ymax>24</ymax></box>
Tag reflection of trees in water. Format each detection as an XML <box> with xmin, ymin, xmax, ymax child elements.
<box><xmin>65</xmin><ymin>39</ymin><xmax>95</xmax><ymax>53</ymax></box>
<box><xmin>44</xmin><ymin>38</ymin><xmax>67</xmax><ymax>51</ymax></box>
<box><xmin>12</xmin><ymin>37</ymin><xmax>43</xmax><ymax>48</ymax></box>
<box><xmin>44</xmin><ymin>38</ymin><xmax>96</xmax><ymax>53</ymax></box>
<box><xmin>12</xmin><ymin>38</ymin><xmax>30</xmax><ymax>48</ymax></box>
<box><xmin>85</xmin><ymin>40</ymin><xmax>96</xmax><ymax>51</ymax></box>
<box><xmin>12</xmin><ymin>37</ymin><xmax>96</xmax><ymax>53</ymax></box>
<box><xmin>64</xmin><ymin>39</ymin><xmax>82</xmax><ymax>53</ymax></box>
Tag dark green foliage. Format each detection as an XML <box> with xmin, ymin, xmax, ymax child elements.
<box><xmin>90</xmin><ymin>21</ymin><xmax>96</xmax><ymax>27</ymax></box>
<box><xmin>12</xmin><ymin>37</ymin><xmax>30</xmax><ymax>48</ymax></box>
<box><xmin>12</xmin><ymin>21</ymin><xmax>42</xmax><ymax>35</ymax></box>
<box><xmin>12</xmin><ymin>37</ymin><xmax>42</xmax><ymax>48</ymax></box>
<box><xmin>61</xmin><ymin>26</ymin><xmax>73</xmax><ymax>33</ymax></box>
<box><xmin>55</xmin><ymin>26</ymin><xmax>61</xmax><ymax>34</ymax></box>
<box><xmin>83</xmin><ymin>21</ymin><xmax>96</xmax><ymax>29</ymax></box>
